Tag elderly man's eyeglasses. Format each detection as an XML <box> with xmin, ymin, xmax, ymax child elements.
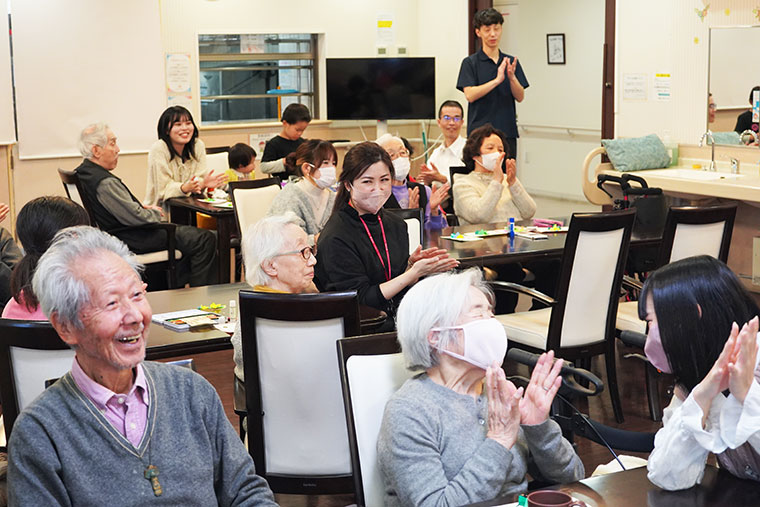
<box><xmin>441</xmin><ymin>115</ymin><xmax>463</xmax><ymax>123</ymax></box>
<box><xmin>274</xmin><ymin>245</ymin><xmax>316</xmax><ymax>261</ymax></box>
<box><xmin>387</xmin><ymin>148</ymin><xmax>409</xmax><ymax>160</ymax></box>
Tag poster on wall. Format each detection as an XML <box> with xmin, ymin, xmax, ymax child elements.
<box><xmin>166</xmin><ymin>53</ymin><xmax>192</xmax><ymax>94</ymax></box>
<box><xmin>377</xmin><ymin>13</ymin><xmax>394</xmax><ymax>48</ymax></box>
<box><xmin>622</xmin><ymin>73</ymin><xmax>647</xmax><ymax>100</ymax></box>
<box><xmin>653</xmin><ymin>73</ymin><xmax>672</xmax><ymax>102</ymax></box>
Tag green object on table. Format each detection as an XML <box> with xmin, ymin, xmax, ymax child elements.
<box><xmin>475</xmin><ymin>229</ymin><xmax>488</xmax><ymax>236</ymax></box>
<box><xmin>517</xmin><ymin>494</ymin><xmax>527</xmax><ymax>506</ymax></box>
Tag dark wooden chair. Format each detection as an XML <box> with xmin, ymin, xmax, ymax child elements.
<box><xmin>239</xmin><ymin>289</ymin><xmax>360</xmax><ymax>495</ymax></box>
<box><xmin>57</xmin><ymin>167</ymin><xmax>181</xmax><ymax>288</ymax></box>
<box><xmin>495</xmin><ymin>209</ymin><xmax>636</xmax><ymax>423</ymax></box>
<box><xmin>228</xmin><ymin>177</ymin><xmax>282</xmax><ymax>238</ymax></box>
<box><xmin>616</xmin><ymin>203</ymin><xmax>737</xmax><ymax>421</ymax></box>
<box><xmin>336</xmin><ymin>332</ymin><xmax>412</xmax><ymax>507</ymax></box>
<box><xmin>383</xmin><ymin>207</ymin><xmax>423</xmax><ymax>255</ymax></box>
<box><xmin>0</xmin><ymin>319</ymin><xmax>73</xmax><ymax>442</ymax></box>
<box><xmin>446</xmin><ymin>165</ymin><xmax>471</xmax><ymax>223</ymax></box>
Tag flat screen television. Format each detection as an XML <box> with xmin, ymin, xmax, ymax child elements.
<box><xmin>326</xmin><ymin>57</ymin><xmax>435</xmax><ymax>120</ymax></box>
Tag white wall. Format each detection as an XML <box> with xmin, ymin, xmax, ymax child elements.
<box><xmin>498</xmin><ymin>0</ymin><xmax>605</xmax><ymax>201</ymax></box>
<box><xmin>615</xmin><ymin>0</ymin><xmax>760</xmax><ymax>143</ymax></box>
<box><xmin>159</xmin><ymin>0</ymin><xmax>467</xmax><ymax>122</ymax></box>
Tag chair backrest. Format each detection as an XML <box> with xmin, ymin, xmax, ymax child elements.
<box><xmin>657</xmin><ymin>204</ymin><xmax>736</xmax><ymax>267</ymax></box>
<box><xmin>58</xmin><ymin>167</ymin><xmax>98</xmax><ymax>226</ymax></box>
<box><xmin>448</xmin><ymin>165</ymin><xmax>471</xmax><ymax>218</ymax></box>
<box><xmin>229</xmin><ymin>178</ymin><xmax>281</xmax><ymax>238</ymax></box>
<box><xmin>337</xmin><ymin>332</ymin><xmax>413</xmax><ymax>507</ymax></box>
<box><xmin>383</xmin><ymin>207</ymin><xmax>423</xmax><ymax>255</ymax></box>
<box><xmin>546</xmin><ymin>209</ymin><xmax>636</xmax><ymax>350</ymax></box>
<box><xmin>239</xmin><ymin>290</ymin><xmax>361</xmax><ymax>494</ymax></box>
<box><xmin>205</xmin><ymin>151</ymin><xmax>229</xmax><ymax>176</ymax></box>
<box><xmin>0</xmin><ymin>319</ymin><xmax>75</xmax><ymax>440</ymax></box>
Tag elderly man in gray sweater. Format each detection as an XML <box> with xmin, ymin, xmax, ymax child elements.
<box><xmin>7</xmin><ymin>226</ymin><xmax>276</xmax><ymax>506</ymax></box>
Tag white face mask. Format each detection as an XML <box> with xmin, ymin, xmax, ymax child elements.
<box><xmin>313</xmin><ymin>165</ymin><xmax>336</xmax><ymax>189</ymax></box>
<box><xmin>392</xmin><ymin>156</ymin><xmax>411</xmax><ymax>181</ymax></box>
<box><xmin>434</xmin><ymin>318</ymin><xmax>508</xmax><ymax>370</ymax></box>
<box><xmin>479</xmin><ymin>151</ymin><xmax>501</xmax><ymax>172</ymax></box>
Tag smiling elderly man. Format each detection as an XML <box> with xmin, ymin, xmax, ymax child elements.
<box><xmin>7</xmin><ymin>226</ymin><xmax>276</xmax><ymax>506</ymax></box>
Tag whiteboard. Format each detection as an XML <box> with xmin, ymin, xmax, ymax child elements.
<box><xmin>12</xmin><ymin>0</ymin><xmax>165</xmax><ymax>159</ymax></box>
<box><xmin>0</xmin><ymin>0</ymin><xmax>15</xmax><ymax>144</ymax></box>
<box><xmin>709</xmin><ymin>26</ymin><xmax>760</xmax><ymax>109</ymax></box>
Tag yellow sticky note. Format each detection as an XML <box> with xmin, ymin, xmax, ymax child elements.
<box><xmin>377</xmin><ymin>21</ymin><xmax>392</xmax><ymax>28</ymax></box>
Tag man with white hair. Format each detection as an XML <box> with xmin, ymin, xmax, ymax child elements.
<box><xmin>74</xmin><ymin>122</ymin><xmax>216</xmax><ymax>286</ymax></box>
<box><xmin>231</xmin><ymin>212</ymin><xmax>317</xmax><ymax>381</ymax></box>
<box><xmin>7</xmin><ymin>226</ymin><xmax>276</xmax><ymax>505</ymax></box>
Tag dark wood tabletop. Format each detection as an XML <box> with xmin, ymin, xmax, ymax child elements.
<box><xmin>427</xmin><ymin>220</ymin><xmax>661</xmax><ymax>267</ymax></box>
<box><xmin>144</xmin><ymin>283</ymin><xmax>387</xmax><ymax>359</ymax></box>
<box><xmin>166</xmin><ymin>196</ymin><xmax>236</xmax><ymax>283</ymax></box>
<box><xmin>468</xmin><ymin>466</ymin><xmax>756</xmax><ymax>507</ymax></box>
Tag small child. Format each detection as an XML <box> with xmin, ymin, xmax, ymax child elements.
<box><xmin>226</xmin><ymin>143</ymin><xmax>257</xmax><ymax>182</ymax></box>
<box><xmin>260</xmin><ymin>103</ymin><xmax>312</xmax><ymax>177</ymax></box>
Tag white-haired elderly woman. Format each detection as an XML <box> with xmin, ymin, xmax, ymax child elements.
<box><xmin>231</xmin><ymin>212</ymin><xmax>317</xmax><ymax>381</ymax></box>
<box><xmin>377</xmin><ymin>269</ymin><xmax>584</xmax><ymax>506</ymax></box>
<box><xmin>376</xmin><ymin>134</ymin><xmax>448</xmax><ymax>230</ymax></box>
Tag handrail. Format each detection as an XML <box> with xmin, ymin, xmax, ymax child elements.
<box><xmin>519</xmin><ymin>123</ymin><xmax>601</xmax><ymax>136</ymax></box>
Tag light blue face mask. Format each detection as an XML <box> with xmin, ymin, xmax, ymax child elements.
<box><xmin>433</xmin><ymin>318</ymin><xmax>508</xmax><ymax>370</ymax></box>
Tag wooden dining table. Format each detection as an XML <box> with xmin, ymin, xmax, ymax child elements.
<box><xmin>467</xmin><ymin>465</ymin><xmax>757</xmax><ymax>506</ymax></box>
<box><xmin>426</xmin><ymin>220</ymin><xmax>661</xmax><ymax>267</ymax></box>
<box><xmin>167</xmin><ymin>196</ymin><xmax>236</xmax><ymax>283</ymax></box>
<box><xmin>144</xmin><ymin>283</ymin><xmax>387</xmax><ymax>360</ymax></box>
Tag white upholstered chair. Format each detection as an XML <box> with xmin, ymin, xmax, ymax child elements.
<box><xmin>616</xmin><ymin>204</ymin><xmax>737</xmax><ymax>334</ymax></box>
<box><xmin>229</xmin><ymin>178</ymin><xmax>281</xmax><ymax>241</ymax></box>
<box><xmin>337</xmin><ymin>332</ymin><xmax>413</xmax><ymax>507</ymax></box>
<box><xmin>238</xmin><ymin>289</ymin><xmax>361</xmax><ymax>495</ymax></box>
<box><xmin>383</xmin><ymin>207</ymin><xmax>423</xmax><ymax>255</ymax></box>
<box><xmin>495</xmin><ymin>210</ymin><xmax>636</xmax><ymax>423</ymax></box>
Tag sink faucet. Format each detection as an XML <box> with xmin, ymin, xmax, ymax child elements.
<box><xmin>740</xmin><ymin>129</ymin><xmax>759</xmax><ymax>145</ymax></box>
<box><xmin>699</xmin><ymin>130</ymin><xmax>716</xmax><ymax>171</ymax></box>
<box><xmin>730</xmin><ymin>157</ymin><xmax>740</xmax><ymax>174</ymax></box>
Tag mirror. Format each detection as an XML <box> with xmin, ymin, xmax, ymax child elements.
<box><xmin>708</xmin><ymin>26</ymin><xmax>760</xmax><ymax>145</ymax></box>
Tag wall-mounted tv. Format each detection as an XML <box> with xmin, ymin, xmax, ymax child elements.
<box><xmin>326</xmin><ymin>58</ymin><xmax>435</xmax><ymax>120</ymax></box>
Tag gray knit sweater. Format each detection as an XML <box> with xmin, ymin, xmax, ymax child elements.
<box><xmin>267</xmin><ymin>179</ymin><xmax>335</xmax><ymax>236</ymax></box>
<box><xmin>377</xmin><ymin>374</ymin><xmax>584</xmax><ymax>506</ymax></box>
<box><xmin>8</xmin><ymin>361</ymin><xmax>276</xmax><ymax>506</ymax></box>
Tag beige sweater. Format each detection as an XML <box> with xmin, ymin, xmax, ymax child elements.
<box><xmin>144</xmin><ymin>138</ymin><xmax>207</xmax><ymax>207</ymax></box>
<box><xmin>452</xmin><ymin>171</ymin><xmax>537</xmax><ymax>225</ymax></box>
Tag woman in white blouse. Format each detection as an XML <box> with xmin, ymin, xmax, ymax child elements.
<box><xmin>452</xmin><ymin>124</ymin><xmax>535</xmax><ymax>225</ymax></box>
<box><xmin>642</xmin><ymin>255</ymin><xmax>760</xmax><ymax>490</ymax></box>
<box><xmin>144</xmin><ymin>106</ymin><xmax>227</xmax><ymax>209</ymax></box>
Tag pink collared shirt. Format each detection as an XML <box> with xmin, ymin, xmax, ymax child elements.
<box><xmin>70</xmin><ymin>359</ymin><xmax>150</xmax><ymax>447</ymax></box>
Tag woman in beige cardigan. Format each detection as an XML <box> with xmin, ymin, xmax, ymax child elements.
<box><xmin>452</xmin><ymin>124</ymin><xmax>536</xmax><ymax>225</ymax></box>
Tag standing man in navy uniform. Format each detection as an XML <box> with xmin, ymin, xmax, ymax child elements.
<box><xmin>457</xmin><ymin>7</ymin><xmax>528</xmax><ymax>158</ymax></box>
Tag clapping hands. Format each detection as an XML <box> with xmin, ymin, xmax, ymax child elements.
<box><xmin>485</xmin><ymin>351</ymin><xmax>564</xmax><ymax>449</ymax></box>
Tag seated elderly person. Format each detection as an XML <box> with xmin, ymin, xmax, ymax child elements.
<box><xmin>231</xmin><ymin>212</ymin><xmax>316</xmax><ymax>381</ymax></box>
<box><xmin>7</xmin><ymin>226</ymin><xmax>276</xmax><ymax>505</ymax></box>
<box><xmin>377</xmin><ymin>268</ymin><xmax>583</xmax><ymax>506</ymax></box>
<box><xmin>452</xmin><ymin>124</ymin><xmax>536</xmax><ymax>225</ymax></box>
<box><xmin>376</xmin><ymin>133</ymin><xmax>448</xmax><ymax>230</ymax></box>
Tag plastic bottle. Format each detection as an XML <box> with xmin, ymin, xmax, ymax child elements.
<box><xmin>509</xmin><ymin>217</ymin><xmax>515</xmax><ymax>239</ymax></box>
<box><xmin>662</xmin><ymin>131</ymin><xmax>679</xmax><ymax>167</ymax></box>
<box><xmin>228</xmin><ymin>299</ymin><xmax>237</xmax><ymax>323</ymax></box>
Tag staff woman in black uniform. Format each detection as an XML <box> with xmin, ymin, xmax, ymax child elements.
<box><xmin>315</xmin><ymin>142</ymin><xmax>458</xmax><ymax>316</ymax></box>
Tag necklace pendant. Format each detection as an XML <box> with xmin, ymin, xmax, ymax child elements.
<box><xmin>144</xmin><ymin>465</ymin><xmax>163</xmax><ymax>497</ymax></box>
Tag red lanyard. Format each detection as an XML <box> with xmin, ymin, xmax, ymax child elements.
<box><xmin>358</xmin><ymin>214</ymin><xmax>392</xmax><ymax>282</ymax></box>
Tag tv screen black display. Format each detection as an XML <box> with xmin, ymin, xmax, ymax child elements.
<box><xmin>326</xmin><ymin>58</ymin><xmax>435</xmax><ymax>120</ymax></box>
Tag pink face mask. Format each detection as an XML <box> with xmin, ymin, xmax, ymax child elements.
<box><xmin>644</xmin><ymin>323</ymin><xmax>671</xmax><ymax>373</ymax></box>
<box><xmin>434</xmin><ymin>318</ymin><xmax>508</xmax><ymax>370</ymax></box>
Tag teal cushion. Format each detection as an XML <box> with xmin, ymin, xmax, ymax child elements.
<box><xmin>601</xmin><ymin>134</ymin><xmax>671</xmax><ymax>172</ymax></box>
<box><xmin>710</xmin><ymin>131</ymin><xmax>742</xmax><ymax>145</ymax></box>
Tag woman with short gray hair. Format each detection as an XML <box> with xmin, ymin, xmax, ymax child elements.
<box><xmin>377</xmin><ymin>268</ymin><xmax>584</xmax><ymax>506</ymax></box>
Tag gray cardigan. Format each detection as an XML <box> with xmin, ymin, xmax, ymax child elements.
<box><xmin>377</xmin><ymin>374</ymin><xmax>584</xmax><ymax>506</ymax></box>
<box><xmin>8</xmin><ymin>361</ymin><xmax>276</xmax><ymax>506</ymax></box>
<box><xmin>267</xmin><ymin>179</ymin><xmax>335</xmax><ymax>236</ymax></box>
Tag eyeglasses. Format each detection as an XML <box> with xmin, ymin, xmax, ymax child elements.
<box><xmin>441</xmin><ymin>115</ymin><xmax>463</xmax><ymax>123</ymax></box>
<box><xmin>708</xmin><ymin>103</ymin><xmax>718</xmax><ymax>110</ymax></box>
<box><xmin>387</xmin><ymin>149</ymin><xmax>409</xmax><ymax>160</ymax></box>
<box><xmin>274</xmin><ymin>245</ymin><xmax>316</xmax><ymax>261</ymax></box>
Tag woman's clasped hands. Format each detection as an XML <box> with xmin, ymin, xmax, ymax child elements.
<box><xmin>692</xmin><ymin>316</ymin><xmax>759</xmax><ymax>421</ymax></box>
<box><xmin>485</xmin><ymin>351</ymin><xmax>564</xmax><ymax>449</ymax></box>
<box><xmin>407</xmin><ymin>245</ymin><xmax>459</xmax><ymax>280</ymax></box>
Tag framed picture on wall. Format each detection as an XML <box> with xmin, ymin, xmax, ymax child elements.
<box><xmin>547</xmin><ymin>34</ymin><xmax>565</xmax><ymax>65</ymax></box>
